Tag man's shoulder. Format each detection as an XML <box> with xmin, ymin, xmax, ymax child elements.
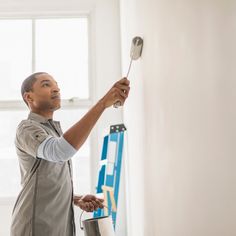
<box><xmin>17</xmin><ymin>118</ymin><xmax>37</xmax><ymax>127</ymax></box>
<box><xmin>16</xmin><ymin>119</ymin><xmax>43</xmax><ymax>134</ymax></box>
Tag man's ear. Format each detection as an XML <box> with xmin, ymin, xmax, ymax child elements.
<box><xmin>23</xmin><ymin>92</ymin><xmax>33</xmax><ymax>104</ymax></box>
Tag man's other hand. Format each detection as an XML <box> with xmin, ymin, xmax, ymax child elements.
<box><xmin>74</xmin><ymin>194</ymin><xmax>104</xmax><ymax>212</ymax></box>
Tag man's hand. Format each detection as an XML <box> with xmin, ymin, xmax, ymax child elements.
<box><xmin>74</xmin><ymin>195</ymin><xmax>104</xmax><ymax>212</ymax></box>
<box><xmin>100</xmin><ymin>77</ymin><xmax>130</xmax><ymax>108</ymax></box>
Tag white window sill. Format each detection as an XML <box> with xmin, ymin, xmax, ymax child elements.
<box><xmin>0</xmin><ymin>99</ymin><xmax>93</xmax><ymax>110</ymax></box>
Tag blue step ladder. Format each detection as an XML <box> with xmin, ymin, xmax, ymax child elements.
<box><xmin>94</xmin><ymin>124</ymin><xmax>126</xmax><ymax>229</ymax></box>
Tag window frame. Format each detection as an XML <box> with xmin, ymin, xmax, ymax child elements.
<box><xmin>0</xmin><ymin>14</ymin><xmax>95</xmax><ymax>204</ymax></box>
<box><xmin>0</xmin><ymin>15</ymin><xmax>93</xmax><ymax>108</ymax></box>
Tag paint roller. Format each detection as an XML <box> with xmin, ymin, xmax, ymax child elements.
<box><xmin>114</xmin><ymin>36</ymin><xmax>144</xmax><ymax>108</ymax></box>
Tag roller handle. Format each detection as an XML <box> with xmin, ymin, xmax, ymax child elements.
<box><xmin>113</xmin><ymin>59</ymin><xmax>133</xmax><ymax>108</ymax></box>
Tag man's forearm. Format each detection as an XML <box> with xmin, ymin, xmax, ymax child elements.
<box><xmin>63</xmin><ymin>99</ymin><xmax>106</xmax><ymax>150</ymax></box>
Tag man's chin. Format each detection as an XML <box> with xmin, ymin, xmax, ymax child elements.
<box><xmin>51</xmin><ymin>104</ymin><xmax>61</xmax><ymax>111</ymax></box>
<box><xmin>55</xmin><ymin>104</ymin><xmax>61</xmax><ymax>110</ymax></box>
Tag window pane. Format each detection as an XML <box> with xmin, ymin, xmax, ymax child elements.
<box><xmin>0</xmin><ymin>20</ymin><xmax>32</xmax><ymax>101</ymax></box>
<box><xmin>35</xmin><ymin>18</ymin><xmax>89</xmax><ymax>100</ymax></box>
<box><xmin>0</xmin><ymin>110</ymin><xmax>28</xmax><ymax>197</ymax></box>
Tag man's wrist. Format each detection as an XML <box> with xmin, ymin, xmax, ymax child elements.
<box><xmin>73</xmin><ymin>195</ymin><xmax>83</xmax><ymax>200</ymax></box>
<box><xmin>97</xmin><ymin>98</ymin><xmax>106</xmax><ymax>110</ymax></box>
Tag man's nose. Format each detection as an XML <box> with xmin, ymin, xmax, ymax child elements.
<box><xmin>52</xmin><ymin>86</ymin><xmax>60</xmax><ymax>93</ymax></box>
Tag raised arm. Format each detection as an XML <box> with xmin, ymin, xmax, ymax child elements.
<box><xmin>63</xmin><ymin>77</ymin><xmax>130</xmax><ymax>150</ymax></box>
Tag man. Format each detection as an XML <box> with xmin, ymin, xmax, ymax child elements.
<box><xmin>10</xmin><ymin>72</ymin><xmax>130</xmax><ymax>236</ymax></box>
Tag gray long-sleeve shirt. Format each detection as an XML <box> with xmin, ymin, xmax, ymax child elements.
<box><xmin>11</xmin><ymin>112</ymin><xmax>76</xmax><ymax>236</ymax></box>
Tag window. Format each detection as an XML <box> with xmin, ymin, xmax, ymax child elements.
<box><xmin>0</xmin><ymin>17</ymin><xmax>91</xmax><ymax>198</ymax></box>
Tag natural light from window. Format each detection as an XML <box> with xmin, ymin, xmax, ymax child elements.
<box><xmin>0</xmin><ymin>17</ymin><xmax>91</xmax><ymax>198</ymax></box>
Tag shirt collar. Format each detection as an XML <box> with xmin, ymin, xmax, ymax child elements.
<box><xmin>28</xmin><ymin>112</ymin><xmax>54</xmax><ymax>124</ymax></box>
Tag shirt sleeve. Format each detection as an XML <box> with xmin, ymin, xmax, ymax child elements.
<box><xmin>15</xmin><ymin>120</ymin><xmax>50</xmax><ymax>158</ymax></box>
<box><xmin>37</xmin><ymin>136</ymin><xmax>77</xmax><ymax>163</ymax></box>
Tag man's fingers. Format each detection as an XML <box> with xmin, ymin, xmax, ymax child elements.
<box><xmin>116</xmin><ymin>82</ymin><xmax>130</xmax><ymax>90</ymax></box>
<box><xmin>120</xmin><ymin>88</ymin><xmax>130</xmax><ymax>98</ymax></box>
<box><xmin>119</xmin><ymin>77</ymin><xmax>128</xmax><ymax>82</ymax></box>
<box><xmin>89</xmin><ymin>202</ymin><xmax>94</xmax><ymax>211</ymax></box>
<box><xmin>96</xmin><ymin>198</ymin><xmax>104</xmax><ymax>204</ymax></box>
<box><xmin>91</xmin><ymin>200</ymin><xmax>99</xmax><ymax>210</ymax></box>
<box><xmin>114</xmin><ymin>81</ymin><xmax>130</xmax><ymax>99</ymax></box>
<box><xmin>115</xmin><ymin>78</ymin><xmax>130</xmax><ymax>86</ymax></box>
<box><xmin>95</xmin><ymin>198</ymin><xmax>104</xmax><ymax>208</ymax></box>
<box><xmin>85</xmin><ymin>202</ymin><xmax>94</xmax><ymax>212</ymax></box>
<box><xmin>112</xmin><ymin>85</ymin><xmax>129</xmax><ymax>94</ymax></box>
<box><xmin>112</xmin><ymin>87</ymin><xmax>129</xmax><ymax>100</ymax></box>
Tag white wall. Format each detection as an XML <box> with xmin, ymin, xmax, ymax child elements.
<box><xmin>0</xmin><ymin>0</ymin><xmax>125</xmax><ymax>235</ymax></box>
<box><xmin>120</xmin><ymin>0</ymin><xmax>236</xmax><ymax>235</ymax></box>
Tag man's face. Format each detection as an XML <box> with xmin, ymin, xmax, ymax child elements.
<box><xmin>26</xmin><ymin>73</ymin><xmax>61</xmax><ymax>111</ymax></box>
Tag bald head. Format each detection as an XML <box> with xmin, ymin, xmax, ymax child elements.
<box><xmin>21</xmin><ymin>72</ymin><xmax>47</xmax><ymax>106</ymax></box>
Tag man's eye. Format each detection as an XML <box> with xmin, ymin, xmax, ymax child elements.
<box><xmin>42</xmin><ymin>83</ymin><xmax>50</xmax><ymax>87</ymax></box>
